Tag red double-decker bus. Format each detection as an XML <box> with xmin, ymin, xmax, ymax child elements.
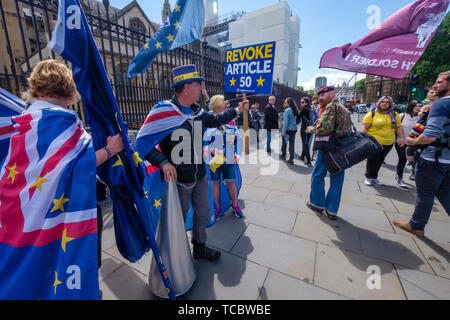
<box><xmin>344</xmin><ymin>100</ymin><xmax>360</xmax><ymax>108</ymax></box>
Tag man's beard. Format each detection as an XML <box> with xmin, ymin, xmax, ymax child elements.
<box><xmin>437</xmin><ymin>87</ymin><xmax>449</xmax><ymax>98</ymax></box>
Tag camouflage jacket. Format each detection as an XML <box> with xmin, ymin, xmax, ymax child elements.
<box><xmin>313</xmin><ymin>101</ymin><xmax>353</xmax><ymax>137</ymax></box>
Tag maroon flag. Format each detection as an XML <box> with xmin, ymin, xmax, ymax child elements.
<box><xmin>320</xmin><ymin>0</ymin><xmax>449</xmax><ymax>79</ymax></box>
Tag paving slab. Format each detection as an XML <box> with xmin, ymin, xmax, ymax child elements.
<box><xmin>184</xmin><ymin>251</ymin><xmax>268</xmax><ymax>300</ymax></box>
<box><xmin>357</xmin><ymin>227</ymin><xmax>433</xmax><ymax>273</ymax></box>
<box><xmin>338</xmin><ymin>203</ymin><xmax>394</xmax><ymax>233</ymax></box>
<box><xmin>292</xmin><ymin>212</ymin><xmax>362</xmax><ymax>254</ymax></box>
<box><xmin>205</xmin><ymin>212</ymin><xmax>248</xmax><ymax>252</ymax></box>
<box><xmin>238</xmin><ymin>199</ymin><xmax>297</xmax><ymax>234</ymax></box>
<box><xmin>259</xmin><ymin>270</ymin><xmax>349</xmax><ymax>300</ymax></box>
<box><xmin>239</xmin><ymin>184</ymin><xmax>271</xmax><ymax>202</ymax></box>
<box><xmin>105</xmin><ymin>245</ymin><xmax>152</xmax><ymax>276</ymax></box>
<box><xmin>100</xmin><ymin>263</ymin><xmax>153</xmax><ymax>300</ymax></box>
<box><xmin>314</xmin><ymin>244</ymin><xmax>406</xmax><ymax>300</ymax></box>
<box><xmin>413</xmin><ymin>237</ymin><xmax>450</xmax><ymax>279</ymax></box>
<box><xmin>340</xmin><ymin>191</ymin><xmax>398</xmax><ymax>213</ymax></box>
<box><xmin>251</xmin><ymin>175</ymin><xmax>294</xmax><ymax>192</ymax></box>
<box><xmin>395</xmin><ymin>266</ymin><xmax>450</xmax><ymax>300</ymax></box>
<box><xmin>231</xmin><ymin>224</ymin><xmax>316</xmax><ymax>282</ymax></box>
<box><xmin>99</xmin><ymin>252</ymin><xmax>123</xmax><ymax>282</ymax></box>
<box><xmin>264</xmin><ymin>190</ymin><xmax>309</xmax><ymax>213</ymax></box>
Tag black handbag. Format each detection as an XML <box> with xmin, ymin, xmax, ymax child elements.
<box><xmin>313</xmin><ymin>105</ymin><xmax>337</xmax><ymax>152</ymax></box>
<box><xmin>323</xmin><ymin>124</ymin><xmax>382</xmax><ymax>176</ymax></box>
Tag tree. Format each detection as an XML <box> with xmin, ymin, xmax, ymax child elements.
<box><xmin>297</xmin><ymin>86</ymin><xmax>315</xmax><ymax>97</ymax></box>
<box><xmin>355</xmin><ymin>79</ymin><xmax>365</xmax><ymax>93</ymax></box>
<box><xmin>411</xmin><ymin>13</ymin><xmax>450</xmax><ymax>87</ymax></box>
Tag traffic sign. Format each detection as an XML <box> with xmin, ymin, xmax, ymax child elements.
<box><xmin>224</xmin><ymin>41</ymin><xmax>276</xmax><ymax>95</ymax></box>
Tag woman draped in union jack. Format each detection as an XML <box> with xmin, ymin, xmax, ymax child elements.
<box><xmin>0</xmin><ymin>60</ymin><xmax>123</xmax><ymax>300</ymax></box>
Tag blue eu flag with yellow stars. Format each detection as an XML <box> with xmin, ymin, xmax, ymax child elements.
<box><xmin>127</xmin><ymin>0</ymin><xmax>205</xmax><ymax>78</ymax></box>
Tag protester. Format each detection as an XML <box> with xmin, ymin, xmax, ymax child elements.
<box><xmin>204</xmin><ymin>95</ymin><xmax>243</xmax><ymax>221</ymax></box>
<box><xmin>310</xmin><ymin>96</ymin><xmax>320</xmax><ymax>162</ymax></box>
<box><xmin>361</xmin><ymin>96</ymin><xmax>406</xmax><ymax>186</ymax></box>
<box><xmin>395</xmin><ymin>100</ymin><xmax>420</xmax><ymax>188</ymax></box>
<box><xmin>306</xmin><ymin>86</ymin><xmax>353</xmax><ymax>220</ymax></box>
<box><xmin>393</xmin><ymin>71</ymin><xmax>450</xmax><ymax>236</ymax></box>
<box><xmin>280</xmin><ymin>98</ymin><xmax>299</xmax><ymax>164</ymax></box>
<box><xmin>138</xmin><ymin>64</ymin><xmax>248</xmax><ymax>261</ymax></box>
<box><xmin>250</xmin><ymin>103</ymin><xmax>263</xmax><ymax>148</ymax></box>
<box><xmin>312</xmin><ymin>96</ymin><xmax>320</xmax><ymax>114</ymax></box>
<box><xmin>0</xmin><ymin>59</ymin><xmax>124</xmax><ymax>299</ymax></box>
<box><xmin>407</xmin><ymin>89</ymin><xmax>439</xmax><ymax>181</ymax></box>
<box><xmin>298</xmin><ymin>97</ymin><xmax>313</xmax><ymax>166</ymax></box>
<box><xmin>264</xmin><ymin>95</ymin><xmax>279</xmax><ymax>154</ymax></box>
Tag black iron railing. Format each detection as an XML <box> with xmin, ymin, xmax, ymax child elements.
<box><xmin>0</xmin><ymin>0</ymin><xmax>224</xmax><ymax>127</ymax></box>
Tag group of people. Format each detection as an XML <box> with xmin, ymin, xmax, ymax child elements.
<box><xmin>1</xmin><ymin>58</ymin><xmax>449</xmax><ymax>299</ymax></box>
<box><xmin>304</xmin><ymin>73</ymin><xmax>450</xmax><ymax>236</ymax></box>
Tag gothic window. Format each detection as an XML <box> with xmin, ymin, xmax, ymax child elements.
<box><xmin>130</xmin><ymin>17</ymin><xmax>146</xmax><ymax>34</ymax></box>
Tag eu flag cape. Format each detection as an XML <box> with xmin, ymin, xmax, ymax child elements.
<box><xmin>0</xmin><ymin>101</ymin><xmax>98</xmax><ymax>300</ymax></box>
<box><xmin>127</xmin><ymin>0</ymin><xmax>205</xmax><ymax>78</ymax></box>
<box><xmin>137</xmin><ymin>102</ymin><xmax>242</xmax><ymax>234</ymax></box>
<box><xmin>0</xmin><ymin>88</ymin><xmax>25</xmax><ymax>164</ymax></box>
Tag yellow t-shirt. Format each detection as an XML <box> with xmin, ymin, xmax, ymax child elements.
<box><xmin>363</xmin><ymin>110</ymin><xmax>401</xmax><ymax>145</ymax></box>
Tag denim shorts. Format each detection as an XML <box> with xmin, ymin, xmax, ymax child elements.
<box><xmin>210</xmin><ymin>164</ymin><xmax>236</xmax><ymax>183</ymax></box>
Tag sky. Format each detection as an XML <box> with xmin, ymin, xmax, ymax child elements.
<box><xmin>108</xmin><ymin>0</ymin><xmax>441</xmax><ymax>90</ymax></box>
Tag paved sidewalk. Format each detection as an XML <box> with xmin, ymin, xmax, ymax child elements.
<box><xmin>99</xmin><ymin>117</ymin><xmax>450</xmax><ymax>300</ymax></box>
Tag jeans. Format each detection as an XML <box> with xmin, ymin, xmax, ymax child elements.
<box><xmin>281</xmin><ymin>130</ymin><xmax>297</xmax><ymax>161</ymax></box>
<box><xmin>210</xmin><ymin>164</ymin><xmax>236</xmax><ymax>183</ymax></box>
<box><xmin>310</xmin><ymin>151</ymin><xmax>346</xmax><ymax>215</ymax></box>
<box><xmin>410</xmin><ymin>159</ymin><xmax>450</xmax><ymax>230</ymax></box>
<box><xmin>395</xmin><ymin>143</ymin><xmax>407</xmax><ymax>179</ymax></box>
<box><xmin>266</xmin><ymin>130</ymin><xmax>272</xmax><ymax>152</ymax></box>
<box><xmin>300</xmin><ymin>131</ymin><xmax>312</xmax><ymax>163</ymax></box>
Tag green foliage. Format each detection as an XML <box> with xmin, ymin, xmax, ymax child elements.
<box><xmin>355</xmin><ymin>79</ymin><xmax>365</xmax><ymax>93</ymax></box>
<box><xmin>411</xmin><ymin>13</ymin><xmax>450</xmax><ymax>87</ymax></box>
<box><xmin>297</xmin><ymin>86</ymin><xmax>315</xmax><ymax>97</ymax></box>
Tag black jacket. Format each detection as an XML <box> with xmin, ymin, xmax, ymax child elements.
<box><xmin>144</xmin><ymin>97</ymin><xmax>238</xmax><ymax>183</ymax></box>
<box><xmin>264</xmin><ymin>104</ymin><xmax>279</xmax><ymax>130</ymax></box>
<box><xmin>298</xmin><ymin>107</ymin><xmax>311</xmax><ymax>133</ymax></box>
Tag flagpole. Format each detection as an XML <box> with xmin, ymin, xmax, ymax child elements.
<box><xmin>243</xmin><ymin>93</ymin><xmax>250</xmax><ymax>155</ymax></box>
<box><xmin>336</xmin><ymin>72</ymin><xmax>357</xmax><ymax>97</ymax></box>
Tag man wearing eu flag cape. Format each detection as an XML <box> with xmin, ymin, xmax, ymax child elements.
<box><xmin>136</xmin><ymin>65</ymin><xmax>248</xmax><ymax>262</ymax></box>
<box><xmin>130</xmin><ymin>0</ymin><xmax>248</xmax><ymax>263</ymax></box>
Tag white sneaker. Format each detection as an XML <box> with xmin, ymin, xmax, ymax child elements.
<box><xmin>396</xmin><ymin>178</ymin><xmax>411</xmax><ymax>189</ymax></box>
<box><xmin>372</xmin><ymin>179</ymin><xmax>384</xmax><ymax>186</ymax></box>
<box><xmin>364</xmin><ymin>178</ymin><xmax>373</xmax><ymax>186</ymax></box>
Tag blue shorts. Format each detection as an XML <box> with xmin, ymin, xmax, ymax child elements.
<box><xmin>210</xmin><ymin>164</ymin><xmax>236</xmax><ymax>183</ymax></box>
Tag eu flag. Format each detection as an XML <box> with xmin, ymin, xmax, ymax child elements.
<box><xmin>127</xmin><ymin>0</ymin><xmax>205</xmax><ymax>78</ymax></box>
<box><xmin>47</xmin><ymin>0</ymin><xmax>175</xmax><ymax>299</ymax></box>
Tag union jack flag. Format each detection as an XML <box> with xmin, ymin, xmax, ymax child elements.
<box><xmin>0</xmin><ymin>100</ymin><xmax>98</xmax><ymax>300</ymax></box>
<box><xmin>0</xmin><ymin>88</ymin><xmax>25</xmax><ymax>162</ymax></box>
<box><xmin>136</xmin><ymin>100</ymin><xmax>200</xmax><ymax>153</ymax></box>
